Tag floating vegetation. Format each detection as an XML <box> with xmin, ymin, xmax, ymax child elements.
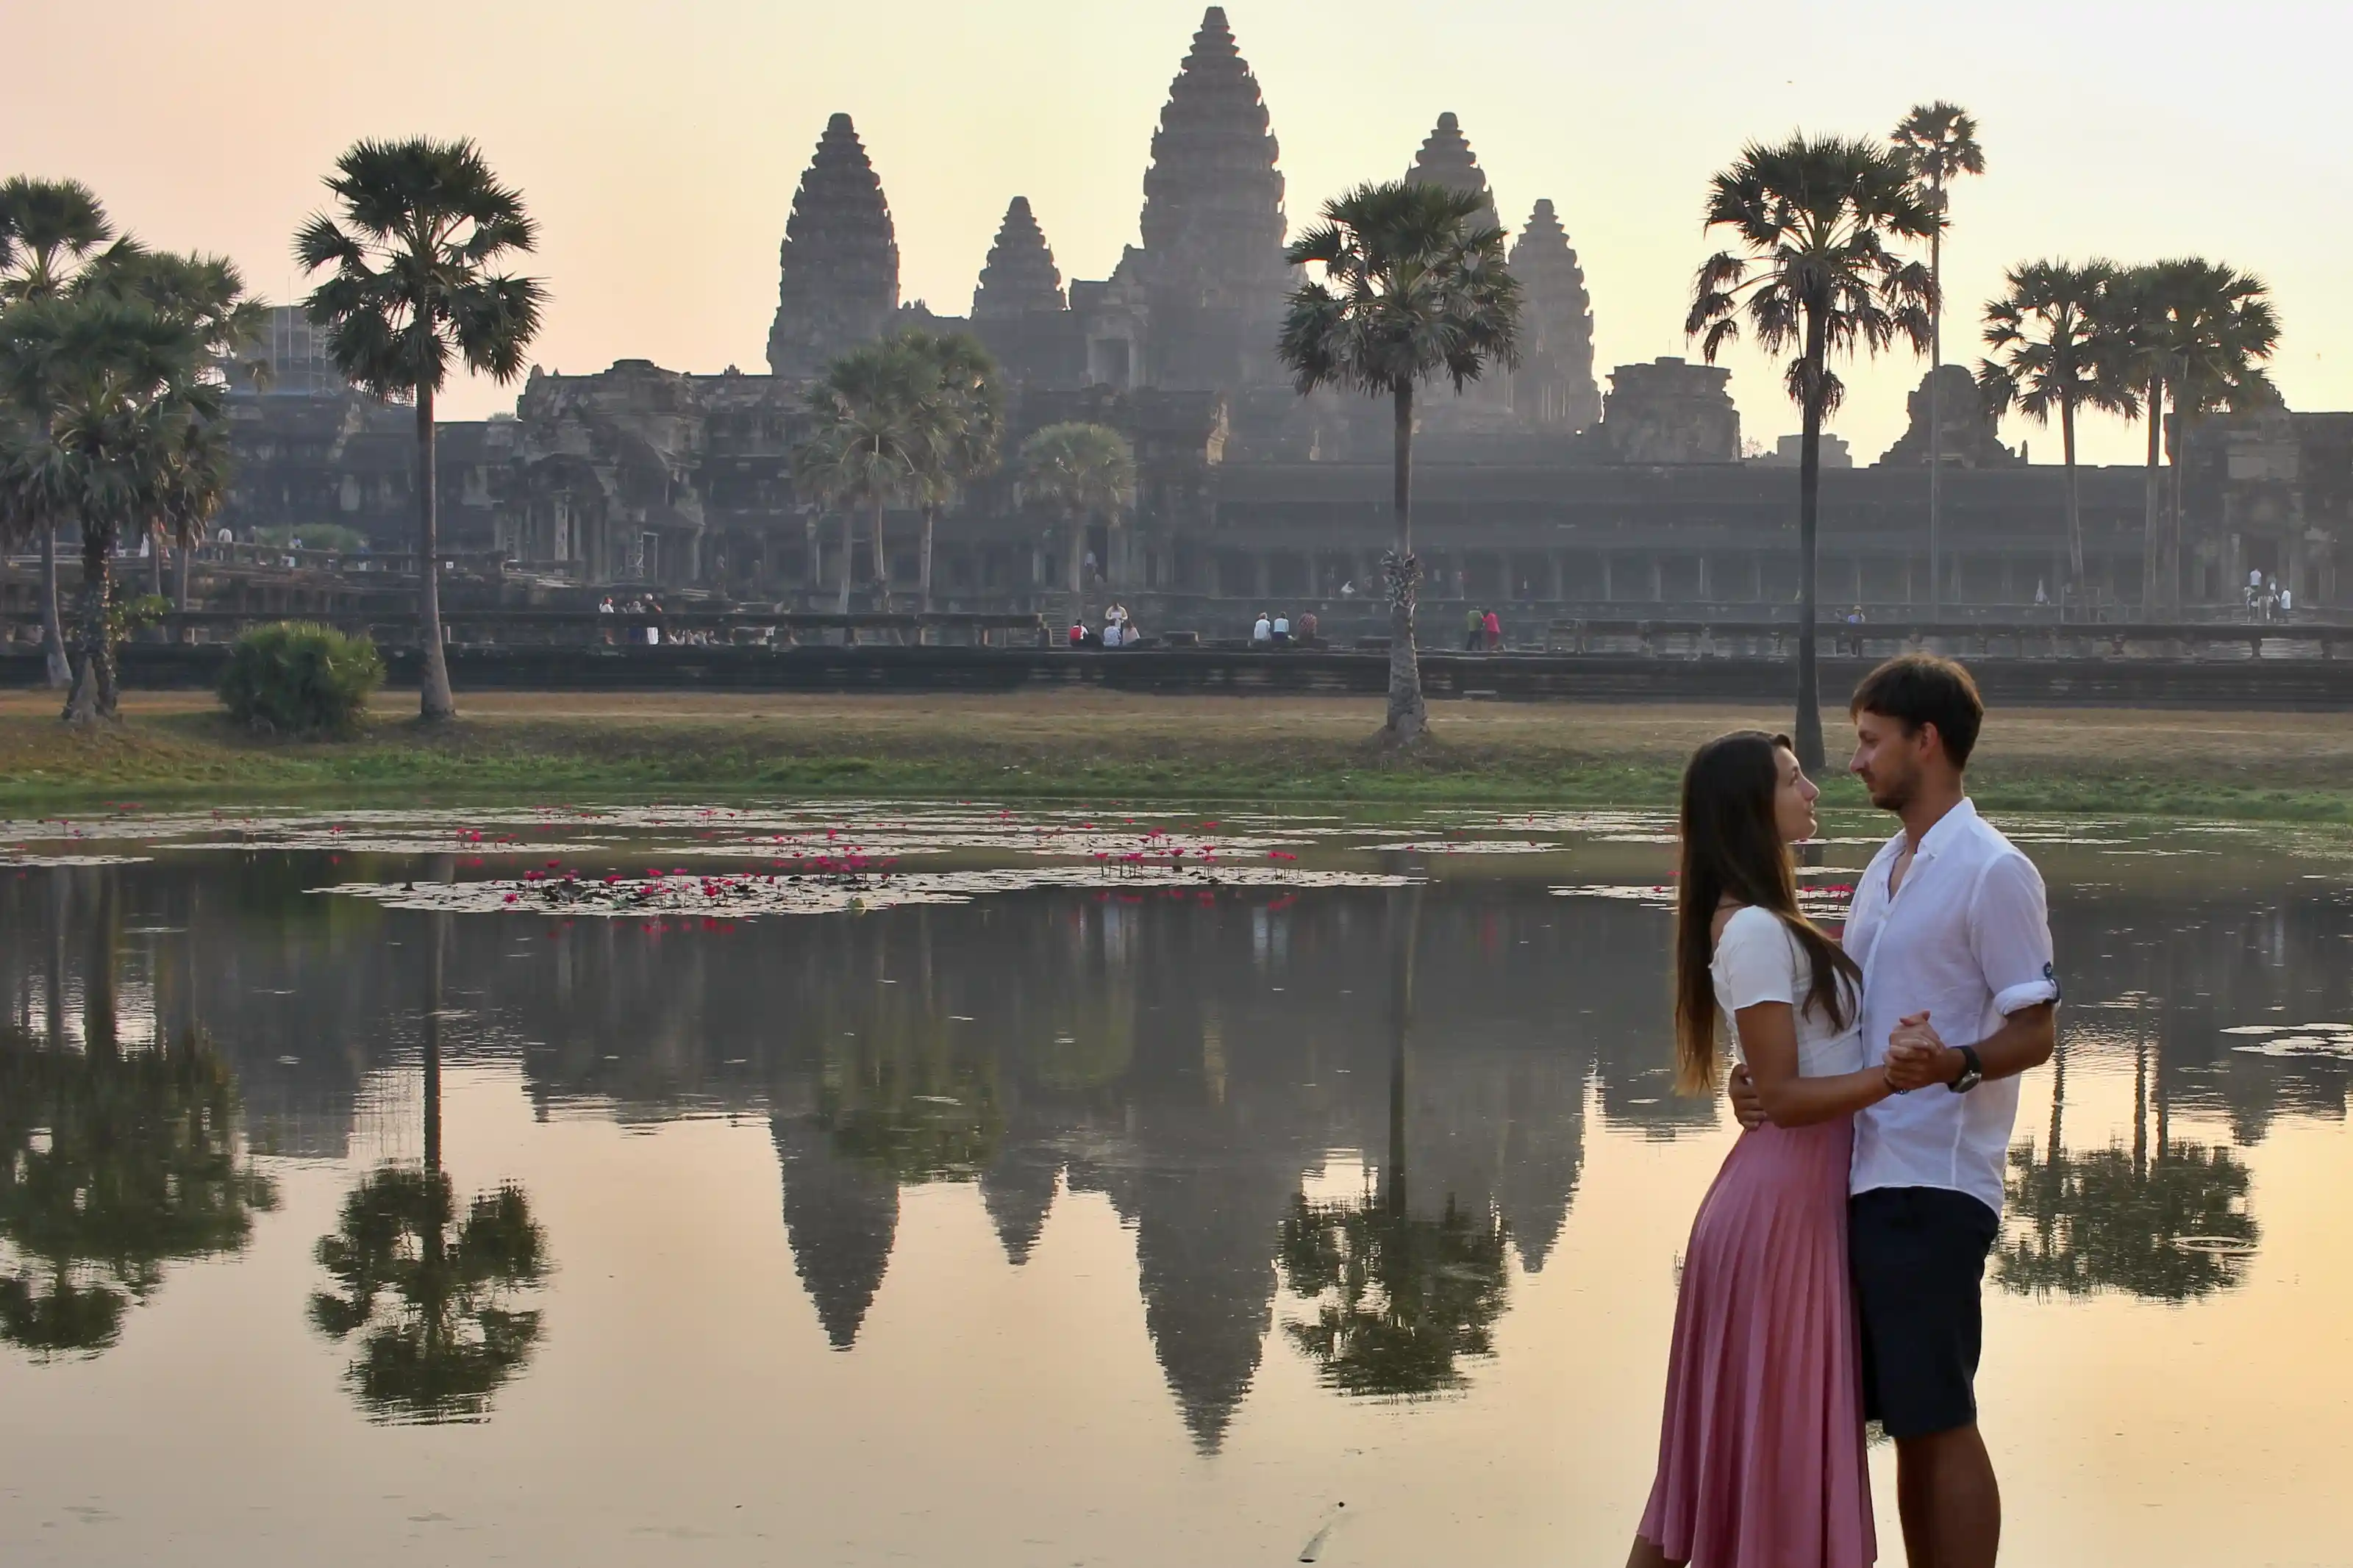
<box><xmin>2223</xmin><ymin>1023</ymin><xmax>2353</xmax><ymax>1061</ymax></box>
<box><xmin>322</xmin><ymin>862</ymin><xmax>1417</xmax><ymax>921</ymax></box>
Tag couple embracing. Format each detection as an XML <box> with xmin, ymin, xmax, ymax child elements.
<box><xmin>1629</xmin><ymin>655</ymin><xmax>2059</xmax><ymax>1568</ymax></box>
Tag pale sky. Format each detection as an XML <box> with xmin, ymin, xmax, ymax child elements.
<box><xmin>8</xmin><ymin>0</ymin><xmax>2343</xmax><ymax>464</ymax></box>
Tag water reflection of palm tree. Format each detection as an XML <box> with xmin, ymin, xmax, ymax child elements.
<box><xmin>2001</xmin><ymin>1002</ymin><xmax>2257</xmax><ymax>1302</ymax></box>
<box><xmin>0</xmin><ymin>873</ymin><xmax>278</xmax><ymax>1358</ymax></box>
<box><xmin>310</xmin><ymin>913</ymin><xmax>548</xmax><ymax>1421</ymax></box>
<box><xmin>1278</xmin><ymin>890</ymin><xmax>1510</xmax><ymax>1397</ymax></box>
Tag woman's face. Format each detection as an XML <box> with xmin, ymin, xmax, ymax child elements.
<box><xmin>1772</xmin><ymin>745</ymin><xmax>1821</xmax><ymax>845</ymax></box>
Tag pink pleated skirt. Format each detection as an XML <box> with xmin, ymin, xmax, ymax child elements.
<box><xmin>1637</xmin><ymin>1117</ymin><xmax>1875</xmax><ymax>1568</ymax></box>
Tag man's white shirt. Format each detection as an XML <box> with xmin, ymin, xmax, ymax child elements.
<box><xmin>1843</xmin><ymin>798</ymin><xmax>2057</xmax><ymax>1216</ymax></box>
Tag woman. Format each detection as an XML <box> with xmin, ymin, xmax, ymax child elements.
<box><xmin>1628</xmin><ymin>731</ymin><xmax>1895</xmax><ymax>1568</ymax></box>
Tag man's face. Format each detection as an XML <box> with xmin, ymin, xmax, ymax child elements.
<box><xmin>1849</xmin><ymin>709</ymin><xmax>1927</xmax><ymax>811</ymax></box>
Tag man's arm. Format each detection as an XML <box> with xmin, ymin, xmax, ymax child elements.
<box><xmin>1885</xmin><ymin>1001</ymin><xmax>2054</xmax><ymax>1090</ymax></box>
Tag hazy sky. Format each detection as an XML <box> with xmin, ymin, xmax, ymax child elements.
<box><xmin>8</xmin><ymin>0</ymin><xmax>2343</xmax><ymax>463</ymax></box>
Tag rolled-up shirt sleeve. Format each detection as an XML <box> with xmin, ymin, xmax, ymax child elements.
<box><xmin>1971</xmin><ymin>851</ymin><xmax>2059</xmax><ymax>1016</ymax></box>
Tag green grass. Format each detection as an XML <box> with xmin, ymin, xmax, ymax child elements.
<box><xmin>5</xmin><ymin>698</ymin><xmax>2352</xmax><ymax>825</ymax></box>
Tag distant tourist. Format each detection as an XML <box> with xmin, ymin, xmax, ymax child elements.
<box><xmin>1252</xmin><ymin>612</ymin><xmax>1273</xmax><ymax>646</ymax></box>
<box><xmin>1272</xmin><ymin>613</ymin><xmax>1291</xmax><ymax>646</ymax></box>
<box><xmin>1482</xmin><ymin>608</ymin><xmax>1502</xmax><ymax>651</ymax></box>
<box><xmin>1298</xmin><ymin>610</ymin><xmax>1318</xmax><ymax>645</ymax></box>
<box><xmin>2033</xmin><ymin>578</ymin><xmax>2048</xmax><ymax>608</ymax></box>
<box><xmin>1465</xmin><ymin>606</ymin><xmax>1484</xmax><ymax>651</ymax></box>
<box><xmin>1101</xmin><ymin>619</ymin><xmax>1121</xmax><ymax>649</ymax></box>
<box><xmin>2279</xmin><ymin>584</ymin><xmax>2294</xmax><ymax>617</ymax></box>
<box><xmin>1084</xmin><ymin>549</ymin><xmax>1101</xmax><ymax>586</ymax></box>
<box><xmin>1068</xmin><ymin>618</ymin><xmax>1085</xmax><ymax>648</ymax></box>
<box><xmin>1338</xmin><ymin>579</ymin><xmax>1356</xmax><ymax>598</ymax></box>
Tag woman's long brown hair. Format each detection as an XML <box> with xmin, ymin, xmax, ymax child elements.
<box><xmin>1673</xmin><ymin>731</ymin><xmax>1862</xmax><ymax>1093</ymax></box>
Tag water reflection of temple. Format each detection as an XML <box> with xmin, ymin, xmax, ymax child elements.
<box><xmin>4</xmin><ymin>855</ymin><xmax>2348</xmax><ymax>1425</ymax></box>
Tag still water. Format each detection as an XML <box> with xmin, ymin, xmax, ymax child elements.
<box><xmin>1</xmin><ymin>803</ymin><xmax>2348</xmax><ymax>1567</ymax></box>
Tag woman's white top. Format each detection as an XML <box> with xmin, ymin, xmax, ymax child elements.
<box><xmin>1710</xmin><ymin>906</ymin><xmax>1865</xmax><ymax>1078</ymax></box>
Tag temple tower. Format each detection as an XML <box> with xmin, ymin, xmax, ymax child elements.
<box><xmin>766</xmin><ymin>112</ymin><xmax>901</xmax><ymax>379</ymax></box>
<box><xmin>1404</xmin><ymin>112</ymin><xmax>1502</xmax><ymax>237</ymax></box>
<box><xmin>1508</xmin><ymin>200</ymin><xmax>1602</xmax><ymax>432</ymax></box>
<box><xmin>972</xmin><ymin>197</ymin><xmax>1065</xmax><ymax>318</ymax></box>
<box><xmin>1109</xmin><ymin>6</ymin><xmax>1290</xmax><ymax>389</ymax></box>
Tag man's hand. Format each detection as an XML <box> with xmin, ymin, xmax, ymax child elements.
<box><xmin>1727</xmin><ymin>1064</ymin><xmax>1771</xmax><ymax>1130</ymax></box>
<box><xmin>1884</xmin><ymin>1012</ymin><xmax>1960</xmax><ymax>1092</ymax></box>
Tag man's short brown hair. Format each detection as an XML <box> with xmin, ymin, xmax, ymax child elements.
<box><xmin>1849</xmin><ymin>654</ymin><xmax>1985</xmax><ymax>768</ymax></box>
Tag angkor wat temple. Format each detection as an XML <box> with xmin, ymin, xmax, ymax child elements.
<box><xmin>218</xmin><ymin>6</ymin><xmax>2345</xmax><ymax>619</ymax></box>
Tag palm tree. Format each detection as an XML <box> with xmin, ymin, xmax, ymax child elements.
<box><xmin>893</xmin><ymin>330</ymin><xmax>1004</xmax><ymax>620</ymax></box>
<box><xmin>0</xmin><ymin>177</ymin><xmax>121</xmax><ymax>687</ymax></box>
<box><xmin>1016</xmin><ymin>422</ymin><xmax>1136</xmax><ymax>634</ymax></box>
<box><xmin>2106</xmin><ymin>262</ymin><xmax>2279</xmax><ymax>613</ymax></box>
<box><xmin>793</xmin><ymin>339</ymin><xmax>938</xmax><ymax>629</ymax></box>
<box><xmin>0</xmin><ymin>293</ymin><xmax>210</xmax><ymax>722</ymax></box>
<box><xmin>1277</xmin><ymin>182</ymin><xmax>1521</xmax><ymax>747</ymax></box>
<box><xmin>1892</xmin><ymin>104</ymin><xmax>1986</xmax><ymax>617</ymax></box>
<box><xmin>1687</xmin><ymin>135</ymin><xmax>1935</xmax><ymax>770</ymax></box>
<box><xmin>1979</xmin><ymin>260</ymin><xmax>2137</xmax><ymax>609</ymax></box>
<box><xmin>294</xmin><ymin>138</ymin><xmax>546</xmax><ymax>723</ymax></box>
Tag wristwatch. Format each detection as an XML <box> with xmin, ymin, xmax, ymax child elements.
<box><xmin>1946</xmin><ymin>1045</ymin><xmax>1984</xmax><ymax>1094</ymax></box>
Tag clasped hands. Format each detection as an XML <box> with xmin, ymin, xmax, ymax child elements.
<box><xmin>1727</xmin><ymin>1012</ymin><xmax>1961</xmax><ymax>1129</ymax></box>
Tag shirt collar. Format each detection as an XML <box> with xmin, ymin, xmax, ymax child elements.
<box><xmin>1913</xmin><ymin>795</ymin><xmax>1980</xmax><ymax>864</ymax></box>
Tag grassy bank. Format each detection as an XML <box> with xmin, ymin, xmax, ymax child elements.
<box><xmin>4</xmin><ymin>689</ymin><xmax>2352</xmax><ymax>822</ymax></box>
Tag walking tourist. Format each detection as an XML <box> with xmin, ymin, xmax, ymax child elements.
<box><xmin>1482</xmin><ymin>607</ymin><xmax>1502</xmax><ymax>651</ymax></box>
<box><xmin>1679</xmin><ymin>654</ymin><xmax>2055</xmax><ymax>1568</ymax></box>
<box><xmin>1465</xmin><ymin>606</ymin><xmax>1483</xmax><ymax>651</ymax></box>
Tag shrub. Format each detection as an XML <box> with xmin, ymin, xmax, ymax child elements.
<box><xmin>218</xmin><ymin>623</ymin><xmax>385</xmax><ymax>737</ymax></box>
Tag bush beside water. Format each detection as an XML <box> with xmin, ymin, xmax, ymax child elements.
<box><xmin>217</xmin><ymin>623</ymin><xmax>384</xmax><ymax>737</ymax></box>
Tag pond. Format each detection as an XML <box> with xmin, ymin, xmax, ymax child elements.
<box><xmin>1</xmin><ymin>802</ymin><xmax>2349</xmax><ymax>1567</ymax></box>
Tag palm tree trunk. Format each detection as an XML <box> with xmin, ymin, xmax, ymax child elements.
<box><xmin>1927</xmin><ymin>221</ymin><xmax>1943</xmax><ymax>620</ymax></box>
<box><xmin>38</xmin><ymin>526</ymin><xmax>69</xmax><ymax>687</ymax></box>
<box><xmin>1382</xmin><ymin>379</ymin><xmax>1427</xmax><ymax>746</ymax></box>
<box><xmin>1793</xmin><ymin>318</ymin><xmax>1828</xmax><ymax>773</ymax></box>
<box><xmin>918</xmin><ymin>504</ymin><xmax>936</xmax><ymax>626</ymax></box>
<box><xmin>2140</xmin><ymin>376</ymin><xmax>2164</xmax><ymax>615</ymax></box>
<box><xmin>870</xmin><ymin>498</ymin><xmax>890</xmax><ymax>614</ymax></box>
<box><xmin>836</xmin><ymin>507</ymin><xmax>853</xmax><ymax>634</ymax></box>
<box><xmin>415</xmin><ymin>385</ymin><xmax>457</xmax><ymax>723</ymax></box>
<box><xmin>63</xmin><ymin>525</ymin><xmax>113</xmax><ymax>724</ymax></box>
<box><xmin>2168</xmin><ymin>411</ymin><xmax>2190</xmax><ymax>612</ymax></box>
<box><xmin>174</xmin><ymin>540</ymin><xmax>191</xmax><ymax>643</ymax></box>
<box><xmin>2061</xmin><ymin>397</ymin><xmax>2084</xmax><ymax>612</ymax></box>
<box><xmin>1384</xmin><ymin>887</ymin><xmax>1421</xmax><ymax>1220</ymax></box>
<box><xmin>1066</xmin><ymin>512</ymin><xmax>1086</xmax><ymax>635</ymax></box>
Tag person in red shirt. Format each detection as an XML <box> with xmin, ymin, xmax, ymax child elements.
<box><xmin>1482</xmin><ymin>609</ymin><xmax>1502</xmax><ymax>651</ymax></box>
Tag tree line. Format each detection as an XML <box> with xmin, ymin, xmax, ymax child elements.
<box><xmin>4</xmin><ymin>110</ymin><xmax>2288</xmax><ymax>748</ymax></box>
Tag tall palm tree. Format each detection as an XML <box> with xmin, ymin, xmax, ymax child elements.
<box><xmin>1687</xmin><ymin>135</ymin><xmax>1935</xmax><ymax>770</ymax></box>
<box><xmin>1015</xmin><ymin>422</ymin><xmax>1136</xmax><ymax>634</ymax></box>
<box><xmin>793</xmin><ymin>340</ymin><xmax>938</xmax><ymax>629</ymax></box>
<box><xmin>76</xmin><ymin>251</ymin><xmax>267</xmax><ymax>634</ymax></box>
<box><xmin>0</xmin><ymin>177</ymin><xmax>121</xmax><ymax>687</ymax></box>
<box><xmin>1979</xmin><ymin>260</ymin><xmax>2137</xmax><ymax>609</ymax></box>
<box><xmin>893</xmin><ymin>330</ymin><xmax>1004</xmax><ymax>619</ymax></box>
<box><xmin>2107</xmin><ymin>261</ymin><xmax>2279</xmax><ymax>613</ymax></box>
<box><xmin>1892</xmin><ymin>104</ymin><xmax>1985</xmax><ymax>617</ymax></box>
<box><xmin>0</xmin><ymin>294</ymin><xmax>209</xmax><ymax>722</ymax></box>
<box><xmin>294</xmin><ymin>138</ymin><xmax>546</xmax><ymax>723</ymax></box>
<box><xmin>1278</xmin><ymin>182</ymin><xmax>1520</xmax><ymax>747</ymax></box>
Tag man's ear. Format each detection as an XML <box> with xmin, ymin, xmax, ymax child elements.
<box><xmin>1915</xmin><ymin>720</ymin><xmax>1943</xmax><ymax>762</ymax></box>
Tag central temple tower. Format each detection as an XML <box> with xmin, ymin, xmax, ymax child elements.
<box><xmin>1082</xmin><ymin>7</ymin><xmax>1290</xmax><ymax>390</ymax></box>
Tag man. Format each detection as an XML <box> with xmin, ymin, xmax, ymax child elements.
<box><xmin>1251</xmin><ymin>612</ymin><xmax>1273</xmax><ymax>646</ymax></box>
<box><xmin>1733</xmin><ymin>654</ymin><xmax>2057</xmax><ymax>1568</ymax></box>
<box><xmin>1465</xmin><ymin>605</ymin><xmax>1484</xmax><ymax>651</ymax></box>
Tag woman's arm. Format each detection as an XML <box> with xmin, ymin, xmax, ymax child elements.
<box><xmin>1733</xmin><ymin>1000</ymin><xmax>1891</xmax><ymax>1128</ymax></box>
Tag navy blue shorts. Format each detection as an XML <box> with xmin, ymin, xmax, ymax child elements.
<box><xmin>1850</xmin><ymin>1186</ymin><xmax>2001</xmax><ymax>1439</ymax></box>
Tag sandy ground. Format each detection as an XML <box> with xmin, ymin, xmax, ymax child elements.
<box><xmin>7</xmin><ymin>687</ymin><xmax>2348</xmax><ymax>777</ymax></box>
